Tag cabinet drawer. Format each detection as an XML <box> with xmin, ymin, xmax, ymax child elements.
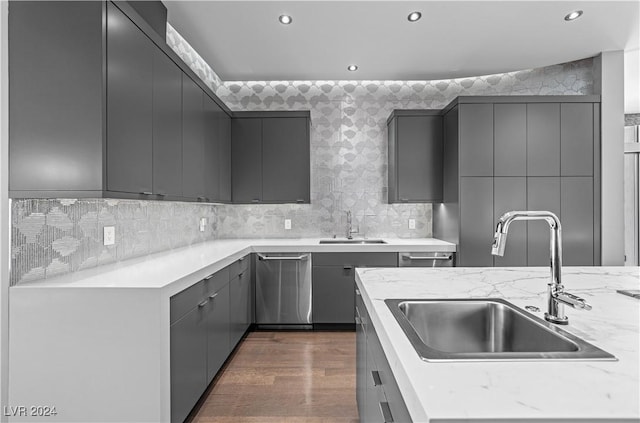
<box><xmin>229</xmin><ymin>254</ymin><xmax>251</xmax><ymax>277</ymax></box>
<box><xmin>312</xmin><ymin>252</ymin><xmax>397</xmax><ymax>267</ymax></box>
<box><xmin>204</xmin><ymin>266</ymin><xmax>230</xmax><ymax>295</ymax></box>
<box><xmin>170</xmin><ymin>280</ymin><xmax>205</xmax><ymax>325</ymax></box>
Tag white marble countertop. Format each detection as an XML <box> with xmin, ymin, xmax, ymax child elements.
<box><xmin>13</xmin><ymin>237</ymin><xmax>455</xmax><ymax>296</ymax></box>
<box><xmin>355</xmin><ymin>266</ymin><xmax>640</xmax><ymax>422</ymax></box>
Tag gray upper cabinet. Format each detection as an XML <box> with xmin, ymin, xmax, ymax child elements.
<box><xmin>232</xmin><ymin>112</ymin><xmax>311</xmax><ymax>204</ymax></box>
<box><xmin>152</xmin><ymin>48</ymin><xmax>183</xmax><ymax>198</ymax></box>
<box><xmin>438</xmin><ymin>96</ymin><xmax>601</xmax><ymax>268</ymax></box>
<box><xmin>561</xmin><ymin>103</ymin><xmax>594</xmax><ymax>176</ymax></box>
<box><xmin>262</xmin><ymin>117</ymin><xmax>311</xmax><ymax>203</ymax></box>
<box><xmin>182</xmin><ymin>75</ymin><xmax>206</xmax><ymax>200</ymax></box>
<box><xmin>527</xmin><ymin>103</ymin><xmax>561</xmax><ymax>176</ymax></box>
<box><xmin>387</xmin><ymin>111</ymin><xmax>443</xmax><ymax>203</ymax></box>
<box><xmin>494</xmin><ymin>104</ymin><xmax>526</xmax><ymax>176</ymax></box>
<box><xmin>9</xmin><ymin>1</ymin><xmax>104</xmax><ymax>194</ymax></box>
<box><xmin>232</xmin><ymin>118</ymin><xmax>263</xmax><ymax>203</ymax></box>
<box><xmin>459</xmin><ymin>104</ymin><xmax>494</xmax><ymax>177</ymax></box>
<box><xmin>219</xmin><ymin>114</ymin><xmax>232</xmax><ymax>202</ymax></box>
<box><xmin>8</xmin><ymin>1</ymin><xmax>233</xmax><ymax>202</ymax></box>
<box><xmin>203</xmin><ymin>95</ymin><xmax>221</xmax><ymax>201</ymax></box>
<box><xmin>106</xmin><ymin>2</ymin><xmax>154</xmax><ymax>194</ymax></box>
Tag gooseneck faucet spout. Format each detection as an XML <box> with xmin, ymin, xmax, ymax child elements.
<box><xmin>491</xmin><ymin>211</ymin><xmax>591</xmax><ymax>325</ymax></box>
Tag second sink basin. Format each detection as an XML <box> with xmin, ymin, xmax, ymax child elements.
<box><xmin>386</xmin><ymin>298</ymin><xmax>615</xmax><ymax>361</ymax></box>
<box><xmin>319</xmin><ymin>239</ymin><xmax>387</xmax><ymax>244</ymax></box>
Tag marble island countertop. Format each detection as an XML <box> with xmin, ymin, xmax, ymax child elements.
<box><xmin>355</xmin><ymin>266</ymin><xmax>640</xmax><ymax>422</ymax></box>
<box><xmin>13</xmin><ymin>237</ymin><xmax>455</xmax><ymax>295</ymax></box>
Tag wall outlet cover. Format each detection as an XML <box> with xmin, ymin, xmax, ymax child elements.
<box><xmin>408</xmin><ymin>219</ymin><xmax>416</xmax><ymax>229</ymax></box>
<box><xmin>103</xmin><ymin>226</ymin><xmax>115</xmax><ymax>246</ymax></box>
<box><xmin>284</xmin><ymin>219</ymin><xmax>292</xmax><ymax>230</ymax></box>
<box><xmin>199</xmin><ymin>217</ymin><xmax>207</xmax><ymax>232</ymax></box>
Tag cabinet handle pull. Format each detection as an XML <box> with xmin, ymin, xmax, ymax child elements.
<box><xmin>251</xmin><ymin>199</ymin><xmax>260</xmax><ymax>203</ymax></box>
<box><xmin>371</xmin><ymin>370</ymin><xmax>382</xmax><ymax>386</ymax></box>
<box><xmin>343</xmin><ymin>266</ymin><xmax>353</xmax><ymax>270</ymax></box>
<box><xmin>402</xmin><ymin>254</ymin><xmax>452</xmax><ymax>261</ymax></box>
<box><xmin>379</xmin><ymin>402</ymin><xmax>394</xmax><ymax>423</ymax></box>
<box><xmin>156</xmin><ymin>193</ymin><xmax>166</xmax><ymax>197</ymax></box>
<box><xmin>355</xmin><ymin>316</ymin><xmax>361</xmax><ymax>324</ymax></box>
<box><xmin>198</xmin><ymin>196</ymin><xmax>207</xmax><ymax>201</ymax></box>
<box><xmin>238</xmin><ymin>257</ymin><xmax>245</xmax><ymax>261</ymax></box>
<box><xmin>140</xmin><ymin>192</ymin><xmax>152</xmax><ymax>195</ymax></box>
<box><xmin>209</xmin><ymin>293</ymin><xmax>218</xmax><ymax>300</ymax></box>
<box><xmin>204</xmin><ymin>275</ymin><xmax>214</xmax><ymax>280</ymax></box>
<box><xmin>238</xmin><ymin>271</ymin><xmax>245</xmax><ymax>278</ymax></box>
<box><xmin>198</xmin><ymin>299</ymin><xmax>209</xmax><ymax>308</ymax></box>
<box><xmin>400</xmin><ymin>198</ymin><xmax>409</xmax><ymax>203</ymax></box>
<box><xmin>355</xmin><ymin>289</ymin><xmax>361</xmax><ymax>296</ymax></box>
<box><xmin>296</xmin><ymin>199</ymin><xmax>304</xmax><ymax>203</ymax></box>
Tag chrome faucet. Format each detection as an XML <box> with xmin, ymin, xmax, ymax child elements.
<box><xmin>491</xmin><ymin>210</ymin><xmax>592</xmax><ymax>325</ymax></box>
<box><xmin>345</xmin><ymin>210</ymin><xmax>359</xmax><ymax>239</ymax></box>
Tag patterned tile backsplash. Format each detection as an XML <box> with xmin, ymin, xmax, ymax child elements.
<box><xmin>9</xmin><ymin>24</ymin><xmax>597</xmax><ymax>285</ymax></box>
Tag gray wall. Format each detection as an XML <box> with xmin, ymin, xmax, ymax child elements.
<box><xmin>10</xmin><ymin>25</ymin><xmax>597</xmax><ymax>285</ymax></box>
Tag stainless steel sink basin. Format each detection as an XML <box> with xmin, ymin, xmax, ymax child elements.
<box><xmin>386</xmin><ymin>298</ymin><xmax>615</xmax><ymax>361</ymax></box>
<box><xmin>319</xmin><ymin>239</ymin><xmax>387</xmax><ymax>244</ymax></box>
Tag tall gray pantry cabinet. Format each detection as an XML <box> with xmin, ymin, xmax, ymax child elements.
<box><xmin>434</xmin><ymin>96</ymin><xmax>601</xmax><ymax>267</ymax></box>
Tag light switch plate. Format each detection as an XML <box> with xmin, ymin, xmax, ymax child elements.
<box><xmin>284</xmin><ymin>219</ymin><xmax>292</xmax><ymax>230</ymax></box>
<box><xmin>408</xmin><ymin>219</ymin><xmax>416</xmax><ymax>229</ymax></box>
<box><xmin>199</xmin><ymin>217</ymin><xmax>207</xmax><ymax>232</ymax></box>
<box><xmin>103</xmin><ymin>226</ymin><xmax>115</xmax><ymax>246</ymax></box>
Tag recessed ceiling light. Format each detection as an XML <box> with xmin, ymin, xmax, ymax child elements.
<box><xmin>347</xmin><ymin>65</ymin><xmax>358</xmax><ymax>72</ymax></box>
<box><xmin>279</xmin><ymin>14</ymin><xmax>292</xmax><ymax>25</ymax></box>
<box><xmin>407</xmin><ymin>11</ymin><xmax>422</xmax><ymax>22</ymax></box>
<box><xmin>564</xmin><ymin>10</ymin><xmax>583</xmax><ymax>21</ymax></box>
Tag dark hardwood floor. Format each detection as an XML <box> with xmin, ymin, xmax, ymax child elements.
<box><xmin>191</xmin><ymin>331</ymin><xmax>359</xmax><ymax>423</ymax></box>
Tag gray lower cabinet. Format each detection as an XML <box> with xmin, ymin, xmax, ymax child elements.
<box><xmin>387</xmin><ymin>111</ymin><xmax>443</xmax><ymax>203</ymax></box>
<box><xmin>229</xmin><ymin>256</ymin><xmax>252</xmax><ymax>347</ymax></box>
<box><xmin>356</xmin><ymin>291</ymin><xmax>412</xmax><ymax>423</ymax></box>
<box><xmin>232</xmin><ymin>112</ymin><xmax>311</xmax><ymax>204</ymax></box>
<box><xmin>312</xmin><ymin>253</ymin><xmax>396</xmax><ymax>325</ymax></box>
<box><xmin>205</xmin><ymin>283</ymin><xmax>230</xmax><ymax>382</ymax></box>
<box><xmin>561</xmin><ymin>177</ymin><xmax>595</xmax><ymax>265</ymax></box>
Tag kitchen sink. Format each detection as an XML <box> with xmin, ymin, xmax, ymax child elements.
<box><xmin>386</xmin><ymin>298</ymin><xmax>615</xmax><ymax>361</ymax></box>
<box><xmin>319</xmin><ymin>239</ymin><xmax>387</xmax><ymax>244</ymax></box>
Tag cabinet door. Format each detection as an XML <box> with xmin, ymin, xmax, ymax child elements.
<box><xmin>232</xmin><ymin>118</ymin><xmax>262</xmax><ymax>203</ymax></box>
<box><xmin>206</xmin><ymin>283</ymin><xmax>230</xmax><ymax>383</ymax></box>
<box><xmin>387</xmin><ymin>118</ymin><xmax>398</xmax><ymax>203</ymax></box>
<box><xmin>396</xmin><ymin>116</ymin><xmax>443</xmax><ymax>202</ymax></box>
<box><xmin>459</xmin><ymin>104</ymin><xmax>493</xmax><ymax>176</ymax></box>
<box><xmin>152</xmin><ymin>49</ymin><xmax>182</xmax><ymax>197</ymax></box>
<box><xmin>229</xmin><ymin>270</ymin><xmax>251</xmax><ymax>348</ymax></box>
<box><xmin>527</xmin><ymin>177</ymin><xmax>561</xmax><ymax>266</ymax></box>
<box><xmin>312</xmin><ymin>266</ymin><xmax>355</xmax><ymax>324</ymax></box>
<box><xmin>355</xmin><ymin>293</ymin><xmax>367</xmax><ymax>419</ymax></box>
<box><xmin>527</xmin><ymin>104</ymin><xmax>560</xmax><ymax>176</ymax></box>
<box><xmin>561</xmin><ymin>103</ymin><xmax>594</xmax><ymax>176</ymax></box>
<box><xmin>459</xmin><ymin>177</ymin><xmax>494</xmax><ymax>266</ymax></box>
<box><xmin>106</xmin><ymin>3</ymin><xmax>153</xmax><ymax>194</ymax></box>
<box><xmin>494</xmin><ymin>177</ymin><xmax>527</xmax><ymax>266</ymax></box>
<box><xmin>182</xmin><ymin>75</ymin><xmax>206</xmax><ymax>199</ymax></box>
<box><xmin>561</xmin><ymin>177</ymin><xmax>594</xmax><ymax>265</ymax></box>
<box><xmin>170</xmin><ymin>307</ymin><xmax>206</xmax><ymax>423</ymax></box>
<box><xmin>262</xmin><ymin>117</ymin><xmax>310</xmax><ymax>203</ymax></box>
<box><xmin>494</xmin><ymin>104</ymin><xmax>526</xmax><ymax>176</ymax></box>
<box><xmin>203</xmin><ymin>95</ymin><xmax>221</xmax><ymax>201</ymax></box>
<box><xmin>219</xmin><ymin>112</ymin><xmax>232</xmax><ymax>202</ymax></box>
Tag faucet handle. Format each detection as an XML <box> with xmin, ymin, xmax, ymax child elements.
<box><xmin>555</xmin><ymin>291</ymin><xmax>592</xmax><ymax>311</ymax></box>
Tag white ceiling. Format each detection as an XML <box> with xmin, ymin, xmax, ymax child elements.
<box><xmin>165</xmin><ymin>1</ymin><xmax>640</xmax><ymax>81</ymax></box>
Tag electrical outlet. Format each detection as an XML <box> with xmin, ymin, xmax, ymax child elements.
<box><xmin>284</xmin><ymin>219</ymin><xmax>292</xmax><ymax>230</ymax></box>
<box><xmin>103</xmin><ymin>226</ymin><xmax>115</xmax><ymax>246</ymax></box>
<box><xmin>408</xmin><ymin>219</ymin><xmax>416</xmax><ymax>229</ymax></box>
<box><xmin>199</xmin><ymin>217</ymin><xmax>207</xmax><ymax>232</ymax></box>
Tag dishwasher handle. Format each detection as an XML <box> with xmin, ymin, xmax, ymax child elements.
<box><xmin>257</xmin><ymin>254</ymin><xmax>309</xmax><ymax>261</ymax></box>
<box><xmin>401</xmin><ymin>254</ymin><xmax>452</xmax><ymax>261</ymax></box>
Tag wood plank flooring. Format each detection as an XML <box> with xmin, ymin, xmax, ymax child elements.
<box><xmin>190</xmin><ymin>331</ymin><xmax>359</xmax><ymax>423</ymax></box>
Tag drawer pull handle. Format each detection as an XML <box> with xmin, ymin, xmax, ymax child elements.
<box><xmin>239</xmin><ymin>257</ymin><xmax>245</xmax><ymax>261</ymax></box>
<box><xmin>402</xmin><ymin>255</ymin><xmax>452</xmax><ymax>261</ymax></box>
<box><xmin>251</xmin><ymin>199</ymin><xmax>260</xmax><ymax>203</ymax></box>
<box><xmin>355</xmin><ymin>289</ymin><xmax>361</xmax><ymax>296</ymax></box>
<box><xmin>379</xmin><ymin>401</ymin><xmax>394</xmax><ymax>423</ymax></box>
<box><xmin>258</xmin><ymin>254</ymin><xmax>308</xmax><ymax>261</ymax></box>
<box><xmin>239</xmin><ymin>271</ymin><xmax>245</xmax><ymax>278</ymax></box>
<box><xmin>343</xmin><ymin>266</ymin><xmax>353</xmax><ymax>270</ymax></box>
<box><xmin>355</xmin><ymin>316</ymin><xmax>361</xmax><ymax>324</ymax></box>
<box><xmin>204</xmin><ymin>275</ymin><xmax>214</xmax><ymax>280</ymax></box>
<box><xmin>371</xmin><ymin>370</ymin><xmax>382</xmax><ymax>386</ymax></box>
<box><xmin>209</xmin><ymin>293</ymin><xmax>218</xmax><ymax>300</ymax></box>
<box><xmin>198</xmin><ymin>299</ymin><xmax>209</xmax><ymax>308</ymax></box>
<box><xmin>140</xmin><ymin>192</ymin><xmax>153</xmax><ymax>195</ymax></box>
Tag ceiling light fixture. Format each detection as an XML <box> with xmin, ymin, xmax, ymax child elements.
<box><xmin>407</xmin><ymin>11</ymin><xmax>422</xmax><ymax>22</ymax></box>
<box><xmin>564</xmin><ymin>10</ymin><xmax>583</xmax><ymax>21</ymax></box>
<box><xmin>279</xmin><ymin>14</ymin><xmax>292</xmax><ymax>25</ymax></box>
<box><xmin>347</xmin><ymin>65</ymin><xmax>358</xmax><ymax>72</ymax></box>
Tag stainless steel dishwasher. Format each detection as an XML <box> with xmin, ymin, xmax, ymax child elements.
<box><xmin>256</xmin><ymin>253</ymin><xmax>312</xmax><ymax>328</ymax></box>
<box><xmin>398</xmin><ymin>251</ymin><xmax>456</xmax><ymax>267</ymax></box>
